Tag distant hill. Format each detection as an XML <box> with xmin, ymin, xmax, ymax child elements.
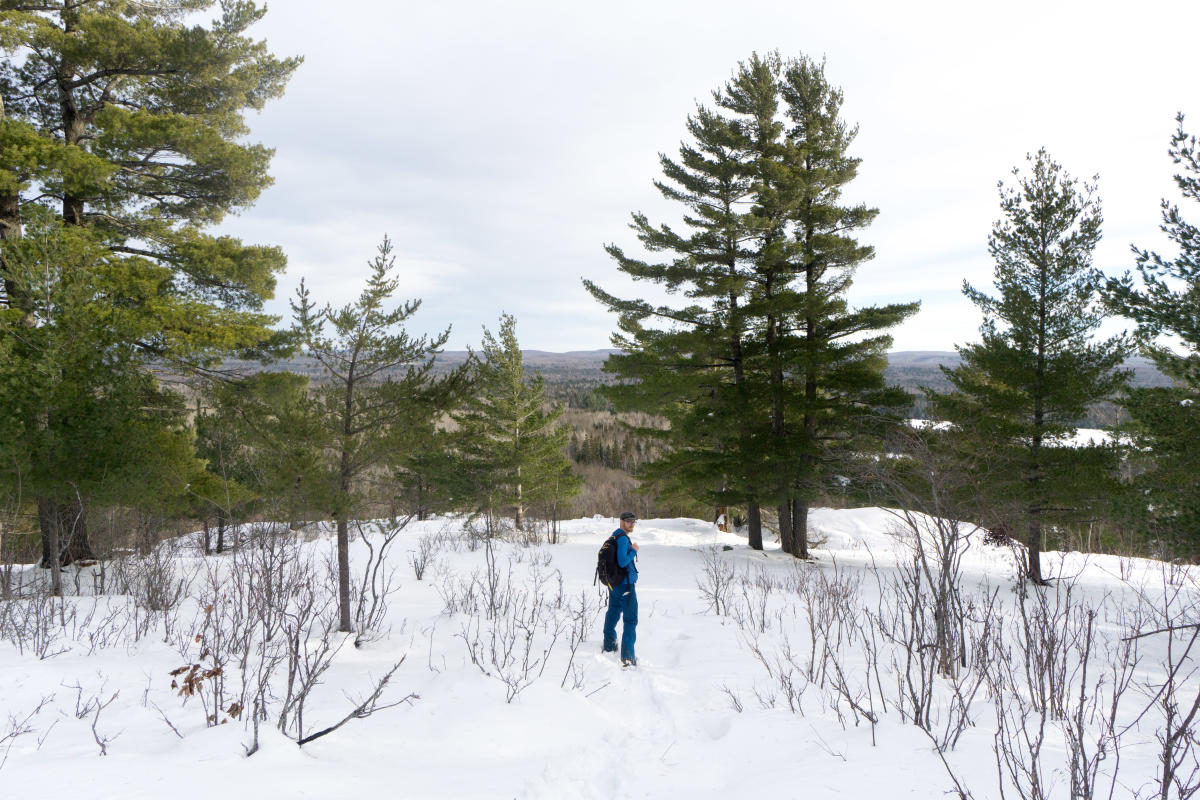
<box><xmin>885</xmin><ymin>350</ymin><xmax>1174</xmax><ymax>393</ymax></box>
<box><xmin>222</xmin><ymin>349</ymin><xmax>621</xmax><ymax>381</ymax></box>
<box><xmin>224</xmin><ymin>349</ymin><xmax>1173</xmax><ymax>398</ymax></box>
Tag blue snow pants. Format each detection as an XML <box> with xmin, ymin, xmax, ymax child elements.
<box><xmin>603</xmin><ymin>582</ymin><xmax>637</xmax><ymax>662</ymax></box>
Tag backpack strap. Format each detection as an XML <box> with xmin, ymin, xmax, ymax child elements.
<box><xmin>596</xmin><ymin>531</ymin><xmax>629</xmax><ymax>589</ymax></box>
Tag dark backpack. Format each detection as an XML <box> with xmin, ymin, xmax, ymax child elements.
<box><xmin>595</xmin><ymin>531</ymin><xmax>628</xmax><ymax>589</ymax></box>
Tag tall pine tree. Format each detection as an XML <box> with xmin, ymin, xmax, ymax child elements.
<box><xmin>587</xmin><ymin>53</ymin><xmax>915</xmax><ymax>554</ymax></box>
<box><xmin>743</xmin><ymin>56</ymin><xmax>917</xmax><ymax>557</ymax></box>
<box><xmin>1106</xmin><ymin>115</ymin><xmax>1200</xmax><ymax>548</ymax></box>
<box><xmin>0</xmin><ymin>1</ymin><xmax>298</xmax><ymax>562</ymax></box>
<box><xmin>931</xmin><ymin>149</ymin><xmax>1128</xmax><ymax>583</ymax></box>
<box><xmin>292</xmin><ymin>236</ymin><xmax>466</xmax><ymax>633</ymax></box>
<box><xmin>585</xmin><ymin>87</ymin><xmax>762</xmax><ymax>545</ymax></box>
<box><xmin>0</xmin><ymin>211</ymin><xmax>196</xmax><ymax>583</ymax></box>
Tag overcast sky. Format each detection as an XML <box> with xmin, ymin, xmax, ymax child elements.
<box><xmin>221</xmin><ymin>0</ymin><xmax>1198</xmax><ymax>353</ymax></box>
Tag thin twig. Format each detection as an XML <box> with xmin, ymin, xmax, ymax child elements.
<box><xmin>296</xmin><ymin>658</ymin><xmax>414</xmax><ymax>746</ymax></box>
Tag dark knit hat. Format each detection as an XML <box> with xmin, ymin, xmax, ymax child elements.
<box><xmin>619</xmin><ymin>511</ymin><xmax>637</xmax><ymax>522</ymax></box>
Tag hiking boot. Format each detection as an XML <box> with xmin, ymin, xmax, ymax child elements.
<box><xmin>602</xmin><ymin>643</ymin><xmax>617</xmax><ymax>653</ymax></box>
<box><xmin>621</xmin><ymin>657</ymin><xmax>637</xmax><ymax>668</ymax></box>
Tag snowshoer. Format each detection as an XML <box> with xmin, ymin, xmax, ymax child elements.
<box><xmin>601</xmin><ymin>511</ymin><xmax>639</xmax><ymax>666</ymax></box>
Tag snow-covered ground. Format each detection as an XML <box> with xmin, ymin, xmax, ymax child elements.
<box><xmin>0</xmin><ymin>510</ymin><xmax>1196</xmax><ymax>799</ymax></box>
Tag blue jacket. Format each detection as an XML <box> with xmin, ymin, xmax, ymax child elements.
<box><xmin>612</xmin><ymin>529</ymin><xmax>638</xmax><ymax>585</ymax></box>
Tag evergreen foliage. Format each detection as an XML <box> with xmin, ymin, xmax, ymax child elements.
<box><xmin>745</xmin><ymin>56</ymin><xmax>918</xmax><ymax>557</ymax></box>
<box><xmin>586</xmin><ymin>52</ymin><xmax>915</xmax><ymax>554</ymax></box>
<box><xmin>191</xmin><ymin>371</ymin><xmax>328</xmax><ymax>550</ymax></box>
<box><xmin>0</xmin><ymin>211</ymin><xmax>195</xmax><ymax>579</ymax></box>
<box><xmin>385</xmin><ymin>413</ymin><xmax>458</xmax><ymax>523</ymax></box>
<box><xmin>292</xmin><ymin>236</ymin><xmax>467</xmax><ymax>632</ymax></box>
<box><xmin>585</xmin><ymin>89</ymin><xmax>758</xmax><ymax>541</ymax></box>
<box><xmin>1106</xmin><ymin>115</ymin><xmax>1200</xmax><ymax>548</ymax></box>
<box><xmin>453</xmin><ymin>314</ymin><xmax>581</xmax><ymax>532</ymax></box>
<box><xmin>1118</xmin><ymin>388</ymin><xmax>1199</xmax><ymax>551</ymax></box>
<box><xmin>931</xmin><ymin>149</ymin><xmax>1129</xmax><ymax>582</ymax></box>
<box><xmin>0</xmin><ymin>1</ymin><xmax>298</xmax><ymax>562</ymax></box>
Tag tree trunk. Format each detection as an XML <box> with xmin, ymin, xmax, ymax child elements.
<box><xmin>765</xmin><ymin>292</ymin><xmax>791</xmax><ymax>556</ymax></box>
<box><xmin>336</xmin><ymin>515</ymin><xmax>353</xmax><ymax>632</ymax></box>
<box><xmin>337</xmin><ymin>371</ymin><xmax>356</xmax><ymax>632</ymax></box>
<box><xmin>746</xmin><ymin>501</ymin><xmax>763</xmax><ymax>550</ymax></box>
<box><xmin>61</xmin><ymin>495</ymin><xmax>93</xmax><ymax>563</ymax></box>
<box><xmin>1027</xmin><ymin>519</ymin><xmax>1044</xmax><ymax>584</ymax></box>
<box><xmin>43</xmin><ymin>14</ymin><xmax>97</xmax><ymax>564</ymax></box>
<box><xmin>792</xmin><ymin>498</ymin><xmax>809</xmax><ymax>560</ymax></box>
<box><xmin>1030</xmin><ymin>246</ymin><xmax>1047</xmax><ymax>585</ymax></box>
<box><xmin>36</xmin><ymin>498</ymin><xmax>62</xmax><ymax>596</ymax></box>
<box><xmin>514</xmin><ymin>464</ymin><xmax>524</xmax><ymax>531</ymax></box>
<box><xmin>778</xmin><ymin>501</ymin><xmax>794</xmax><ymax>554</ymax></box>
<box><xmin>216</xmin><ymin>511</ymin><xmax>227</xmax><ymax>554</ymax></box>
<box><xmin>37</xmin><ymin>495</ymin><xmax>93</xmax><ymax>590</ymax></box>
<box><xmin>417</xmin><ymin>474</ymin><xmax>428</xmax><ymax>522</ymax></box>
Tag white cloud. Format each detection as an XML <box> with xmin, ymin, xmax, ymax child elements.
<box><xmin>222</xmin><ymin>0</ymin><xmax>1200</xmax><ymax>351</ymax></box>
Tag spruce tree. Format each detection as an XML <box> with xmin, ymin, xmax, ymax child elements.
<box><xmin>292</xmin><ymin>236</ymin><xmax>466</xmax><ymax>632</ymax></box>
<box><xmin>0</xmin><ymin>1</ymin><xmax>298</xmax><ymax>561</ymax></box>
<box><xmin>453</xmin><ymin>314</ymin><xmax>581</xmax><ymax>532</ymax></box>
<box><xmin>931</xmin><ymin>150</ymin><xmax>1128</xmax><ymax>583</ymax></box>
<box><xmin>1106</xmin><ymin>115</ymin><xmax>1200</xmax><ymax>547</ymax></box>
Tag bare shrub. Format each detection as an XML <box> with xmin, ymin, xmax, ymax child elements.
<box><xmin>1126</xmin><ymin>566</ymin><xmax>1200</xmax><ymax>800</ymax></box>
<box><xmin>171</xmin><ymin>524</ymin><xmax>341</xmax><ymax>734</ymax></box>
<box><xmin>788</xmin><ymin>560</ymin><xmax>862</xmax><ymax>687</ymax></box>
<box><xmin>270</xmin><ymin>549</ymin><xmax>342</xmax><ymax>743</ymax></box>
<box><xmin>529</xmin><ymin>514</ymin><xmax>567</xmax><ymax>546</ymax></box>
<box><xmin>696</xmin><ymin>546</ymin><xmax>736</xmax><ymax>616</ymax></box>
<box><xmin>735</xmin><ymin>621</ymin><xmax>811</xmax><ymax>716</ymax></box>
<box><xmin>89</xmin><ymin>691</ymin><xmax>119</xmax><ymax>756</ymax></box>
<box><xmin>109</xmin><ymin>535</ymin><xmax>196</xmax><ymax>615</ymax></box>
<box><xmin>0</xmin><ymin>590</ymin><xmax>73</xmax><ymax>659</ymax></box>
<box><xmin>984</xmin><ymin>578</ymin><xmax>1138</xmax><ymax>800</ymax></box>
<box><xmin>461</xmin><ymin>516</ymin><xmax>494</xmax><ymax>552</ymax></box>
<box><xmin>824</xmin><ymin>646</ymin><xmax>880</xmax><ymax>741</ymax></box>
<box><xmin>1118</xmin><ymin>556</ymin><xmax>1135</xmax><ymax>583</ymax></box>
<box><xmin>350</xmin><ymin>519</ymin><xmax>408</xmax><ymax>646</ymax></box>
<box><xmin>294</xmin><ymin>658</ymin><xmax>417</xmax><ymax>746</ymax></box>
<box><xmin>439</xmin><ymin>537</ymin><xmax>583</xmax><ymax>701</ymax></box>
<box><xmin>860</xmin><ymin>550</ymin><xmax>998</xmax><ymax>753</ymax></box>
<box><xmin>456</xmin><ymin>586</ymin><xmax>566</xmax><ymax>703</ymax></box>
<box><xmin>1060</xmin><ymin>606</ymin><xmax>1139</xmax><ymax>800</ymax></box>
<box><xmin>409</xmin><ymin>532</ymin><xmax>439</xmax><ymax>581</ymax></box>
<box><xmin>721</xmin><ymin>684</ymin><xmax>744</xmax><ymax>713</ymax></box>
<box><xmin>0</xmin><ymin>694</ymin><xmax>54</xmax><ymax>771</ymax></box>
<box><xmin>559</xmin><ymin>589</ymin><xmax>599</xmax><ymax>690</ymax></box>
<box><xmin>728</xmin><ymin>564</ymin><xmax>782</xmax><ymax>634</ymax></box>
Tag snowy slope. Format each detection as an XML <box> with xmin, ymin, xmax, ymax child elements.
<box><xmin>0</xmin><ymin>511</ymin><xmax>1194</xmax><ymax>799</ymax></box>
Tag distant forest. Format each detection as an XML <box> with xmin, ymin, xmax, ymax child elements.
<box><xmin>227</xmin><ymin>349</ymin><xmax>1173</xmax><ymax>425</ymax></box>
